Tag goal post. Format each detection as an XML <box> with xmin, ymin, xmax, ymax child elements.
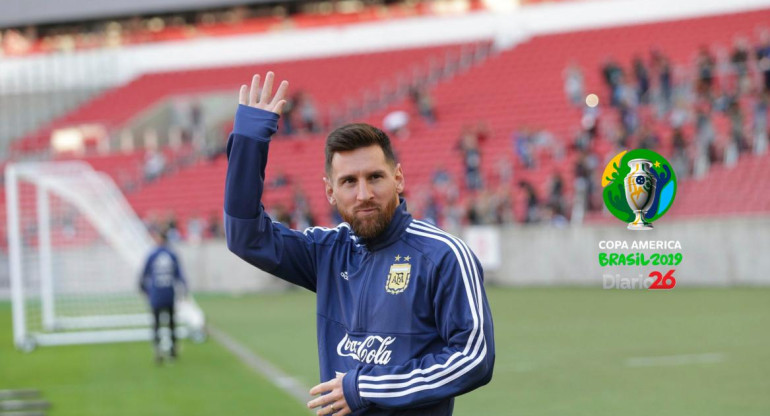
<box><xmin>5</xmin><ymin>161</ymin><xmax>205</xmax><ymax>350</ymax></box>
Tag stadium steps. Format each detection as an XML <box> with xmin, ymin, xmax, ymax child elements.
<box><xmin>11</xmin><ymin>43</ymin><xmax>473</xmax><ymax>155</ymax></box>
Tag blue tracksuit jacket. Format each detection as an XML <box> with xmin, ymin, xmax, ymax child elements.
<box><xmin>139</xmin><ymin>245</ymin><xmax>186</xmax><ymax>310</ymax></box>
<box><xmin>225</xmin><ymin>105</ymin><xmax>495</xmax><ymax>415</ymax></box>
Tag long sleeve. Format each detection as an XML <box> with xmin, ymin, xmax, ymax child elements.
<box><xmin>224</xmin><ymin>105</ymin><xmax>318</xmax><ymax>292</ymax></box>
<box><xmin>139</xmin><ymin>253</ymin><xmax>152</xmax><ymax>294</ymax></box>
<box><xmin>342</xmin><ymin>248</ymin><xmax>495</xmax><ymax>411</ymax></box>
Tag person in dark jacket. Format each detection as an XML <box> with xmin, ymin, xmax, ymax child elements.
<box><xmin>225</xmin><ymin>72</ymin><xmax>494</xmax><ymax>416</ymax></box>
<box><xmin>139</xmin><ymin>227</ymin><xmax>188</xmax><ymax>363</ymax></box>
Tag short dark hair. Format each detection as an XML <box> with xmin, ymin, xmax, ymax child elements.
<box><xmin>325</xmin><ymin>123</ymin><xmax>397</xmax><ymax>175</ymax></box>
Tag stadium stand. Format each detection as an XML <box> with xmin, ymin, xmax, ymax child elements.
<box><xmin>11</xmin><ymin>43</ymin><xmax>472</xmax><ymax>154</ymax></box>
<box><xmin>4</xmin><ymin>6</ymin><xmax>770</xmax><ymax>238</ymax></box>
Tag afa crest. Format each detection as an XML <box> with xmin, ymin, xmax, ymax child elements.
<box><xmin>386</xmin><ymin>263</ymin><xmax>411</xmax><ymax>295</ymax></box>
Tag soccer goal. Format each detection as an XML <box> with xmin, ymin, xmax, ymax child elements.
<box><xmin>5</xmin><ymin>161</ymin><xmax>205</xmax><ymax>351</ymax></box>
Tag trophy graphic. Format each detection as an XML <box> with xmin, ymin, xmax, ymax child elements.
<box><xmin>624</xmin><ymin>159</ymin><xmax>656</xmax><ymax>230</ymax></box>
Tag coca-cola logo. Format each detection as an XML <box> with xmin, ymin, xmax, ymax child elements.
<box><xmin>336</xmin><ymin>333</ymin><xmax>395</xmax><ymax>365</ymax></box>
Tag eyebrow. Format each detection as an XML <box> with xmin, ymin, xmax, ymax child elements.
<box><xmin>336</xmin><ymin>169</ymin><xmax>388</xmax><ymax>185</ymax></box>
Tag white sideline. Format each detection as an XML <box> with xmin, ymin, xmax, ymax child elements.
<box><xmin>625</xmin><ymin>353</ymin><xmax>725</xmax><ymax>367</ymax></box>
<box><xmin>208</xmin><ymin>326</ymin><xmax>314</xmax><ymax>413</ymax></box>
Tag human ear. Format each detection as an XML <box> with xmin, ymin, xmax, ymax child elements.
<box><xmin>323</xmin><ymin>177</ymin><xmax>336</xmax><ymax>205</ymax></box>
<box><xmin>394</xmin><ymin>164</ymin><xmax>405</xmax><ymax>194</ymax></box>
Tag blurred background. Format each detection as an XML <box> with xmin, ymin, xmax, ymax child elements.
<box><xmin>0</xmin><ymin>0</ymin><xmax>768</xmax><ymax>414</ymax></box>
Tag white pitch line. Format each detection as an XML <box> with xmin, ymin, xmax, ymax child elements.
<box><xmin>208</xmin><ymin>325</ymin><xmax>314</xmax><ymax>413</ymax></box>
<box><xmin>625</xmin><ymin>353</ymin><xmax>725</xmax><ymax>367</ymax></box>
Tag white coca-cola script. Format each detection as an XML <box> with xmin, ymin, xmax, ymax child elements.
<box><xmin>336</xmin><ymin>334</ymin><xmax>395</xmax><ymax>365</ymax></box>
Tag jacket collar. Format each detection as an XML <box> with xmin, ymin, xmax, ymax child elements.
<box><xmin>358</xmin><ymin>198</ymin><xmax>412</xmax><ymax>251</ymax></box>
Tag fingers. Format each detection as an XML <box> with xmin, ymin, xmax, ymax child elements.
<box><xmin>240</xmin><ymin>72</ymin><xmax>288</xmax><ymax>114</ymax></box>
<box><xmin>270</xmin><ymin>80</ymin><xmax>289</xmax><ymax>107</ymax></box>
<box><xmin>330</xmin><ymin>400</ymin><xmax>351</xmax><ymax>416</ymax></box>
<box><xmin>238</xmin><ymin>85</ymin><xmax>248</xmax><ymax>105</ymax></box>
<box><xmin>307</xmin><ymin>393</ymin><xmax>336</xmax><ymax>411</ymax></box>
<box><xmin>260</xmin><ymin>71</ymin><xmax>275</xmax><ymax>105</ymax></box>
<box><xmin>274</xmin><ymin>99</ymin><xmax>287</xmax><ymax>116</ymax></box>
<box><xmin>312</xmin><ymin>400</ymin><xmax>348</xmax><ymax>416</ymax></box>
<box><xmin>249</xmin><ymin>74</ymin><xmax>260</xmax><ymax>106</ymax></box>
<box><xmin>309</xmin><ymin>378</ymin><xmax>335</xmax><ymax>397</ymax></box>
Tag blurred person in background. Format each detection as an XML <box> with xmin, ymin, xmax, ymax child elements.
<box><xmin>563</xmin><ymin>61</ymin><xmax>585</xmax><ymax>107</ymax></box>
<box><xmin>139</xmin><ymin>227</ymin><xmax>188</xmax><ymax>364</ymax></box>
<box><xmin>409</xmin><ymin>85</ymin><xmax>437</xmax><ymax>124</ymax></box>
<box><xmin>756</xmin><ymin>30</ymin><xmax>770</xmax><ymax>92</ymax></box>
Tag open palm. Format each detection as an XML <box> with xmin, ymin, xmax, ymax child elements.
<box><xmin>238</xmin><ymin>71</ymin><xmax>289</xmax><ymax>116</ymax></box>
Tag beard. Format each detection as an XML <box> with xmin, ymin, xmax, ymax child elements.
<box><xmin>339</xmin><ymin>196</ymin><xmax>399</xmax><ymax>240</ymax></box>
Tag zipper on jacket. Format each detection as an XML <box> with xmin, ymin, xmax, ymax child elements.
<box><xmin>354</xmin><ymin>250</ymin><xmax>374</xmax><ymax>332</ymax></box>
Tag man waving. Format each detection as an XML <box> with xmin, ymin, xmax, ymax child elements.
<box><xmin>225</xmin><ymin>72</ymin><xmax>494</xmax><ymax>415</ymax></box>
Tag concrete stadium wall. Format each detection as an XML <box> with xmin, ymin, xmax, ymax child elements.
<box><xmin>486</xmin><ymin>216</ymin><xmax>770</xmax><ymax>287</ymax></box>
<box><xmin>176</xmin><ymin>215</ymin><xmax>770</xmax><ymax>291</ymax></box>
<box><xmin>0</xmin><ymin>215</ymin><xmax>766</xmax><ymax>301</ymax></box>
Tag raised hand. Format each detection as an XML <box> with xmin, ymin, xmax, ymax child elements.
<box><xmin>238</xmin><ymin>71</ymin><xmax>289</xmax><ymax>116</ymax></box>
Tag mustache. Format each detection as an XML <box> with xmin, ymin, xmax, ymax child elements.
<box><xmin>355</xmin><ymin>204</ymin><xmax>380</xmax><ymax>212</ymax></box>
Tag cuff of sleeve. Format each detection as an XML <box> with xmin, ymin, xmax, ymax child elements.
<box><xmin>342</xmin><ymin>368</ymin><xmax>368</xmax><ymax>412</ymax></box>
<box><xmin>233</xmin><ymin>104</ymin><xmax>280</xmax><ymax>139</ymax></box>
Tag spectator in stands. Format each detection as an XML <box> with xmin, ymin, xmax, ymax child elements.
<box><xmin>696</xmin><ymin>45</ymin><xmax>716</xmax><ymax>97</ymax></box>
<box><xmin>190</xmin><ymin>101</ymin><xmax>205</xmax><ymax>142</ymax></box>
<box><xmin>457</xmin><ymin>126</ymin><xmax>483</xmax><ymax>190</ymax></box>
<box><xmin>601</xmin><ymin>57</ymin><xmax>624</xmax><ymax>107</ymax></box>
<box><xmin>143</xmin><ymin>149</ymin><xmax>166</xmax><ymax>181</ymax></box>
<box><xmin>547</xmin><ymin>174</ymin><xmax>565</xmax><ymax>217</ymax></box>
<box><xmin>753</xmin><ymin>90</ymin><xmax>769</xmax><ymax>153</ymax></box>
<box><xmin>637</xmin><ymin>125</ymin><xmax>660</xmax><ymax>151</ymax></box>
<box><xmin>431</xmin><ymin>165</ymin><xmax>460</xmax><ymax>212</ymax></box>
<box><xmin>291</xmin><ymin>186</ymin><xmax>315</xmax><ymax>230</ymax></box>
<box><xmin>474</xmin><ymin>121</ymin><xmax>491</xmax><ymax>145</ymax></box>
<box><xmin>726</xmin><ymin>96</ymin><xmax>749</xmax><ymax>154</ymax></box>
<box><xmin>518</xmin><ymin>181</ymin><xmax>539</xmax><ymax>224</ymax></box>
<box><xmin>280</xmin><ymin>94</ymin><xmax>297</xmax><ymax>135</ymax></box>
<box><xmin>186</xmin><ymin>214</ymin><xmax>204</xmax><ymax>244</ymax></box>
<box><xmin>164</xmin><ymin>212</ymin><xmax>181</xmax><ymax>243</ymax></box>
<box><xmin>632</xmin><ymin>56</ymin><xmax>651</xmax><ymax>104</ymax></box>
<box><xmin>270</xmin><ymin>204</ymin><xmax>292</xmax><ymax>226</ymax></box>
<box><xmin>651</xmin><ymin>49</ymin><xmax>673</xmax><ymax>109</ymax></box>
<box><xmin>693</xmin><ymin>97</ymin><xmax>718</xmax><ymax>175</ymax></box>
<box><xmin>268</xmin><ymin>169</ymin><xmax>290</xmax><ymax>188</ymax></box>
<box><xmin>409</xmin><ymin>85</ymin><xmax>437</xmax><ymax>124</ymax></box>
<box><xmin>730</xmin><ymin>37</ymin><xmax>751</xmax><ymax>94</ymax></box>
<box><xmin>432</xmin><ymin>165</ymin><xmax>451</xmax><ymax>187</ymax></box>
<box><xmin>491</xmin><ymin>186</ymin><xmax>514</xmax><ymax>224</ymax></box>
<box><xmin>671</xmin><ymin>127</ymin><xmax>690</xmax><ymax>178</ymax></box>
<box><xmin>542</xmin><ymin>204</ymin><xmax>568</xmax><ymax>228</ymax></box>
<box><xmin>563</xmin><ymin>62</ymin><xmax>585</xmax><ymax>107</ymax></box>
<box><xmin>574</xmin><ymin>149</ymin><xmax>599</xmax><ymax>211</ymax></box>
<box><xmin>206</xmin><ymin>211</ymin><xmax>224</xmax><ymax>239</ymax></box>
<box><xmin>756</xmin><ymin>30</ymin><xmax>770</xmax><ymax>92</ymax></box>
<box><xmin>421</xmin><ymin>190</ymin><xmax>441</xmax><ymax>227</ymax></box>
<box><xmin>297</xmin><ymin>91</ymin><xmax>320</xmax><ymax>133</ymax></box>
<box><xmin>495</xmin><ymin>155</ymin><xmax>513</xmax><ymax>186</ymax></box>
<box><xmin>513</xmin><ymin>127</ymin><xmax>535</xmax><ymax>169</ymax></box>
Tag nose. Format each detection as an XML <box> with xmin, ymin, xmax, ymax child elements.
<box><xmin>356</xmin><ymin>181</ymin><xmax>373</xmax><ymax>202</ymax></box>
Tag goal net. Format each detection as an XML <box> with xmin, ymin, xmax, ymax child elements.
<box><xmin>5</xmin><ymin>161</ymin><xmax>204</xmax><ymax>350</ymax></box>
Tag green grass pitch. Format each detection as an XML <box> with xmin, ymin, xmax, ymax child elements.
<box><xmin>3</xmin><ymin>287</ymin><xmax>769</xmax><ymax>415</ymax></box>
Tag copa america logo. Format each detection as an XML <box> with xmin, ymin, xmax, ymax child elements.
<box><xmin>601</xmin><ymin>149</ymin><xmax>677</xmax><ymax>230</ymax></box>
